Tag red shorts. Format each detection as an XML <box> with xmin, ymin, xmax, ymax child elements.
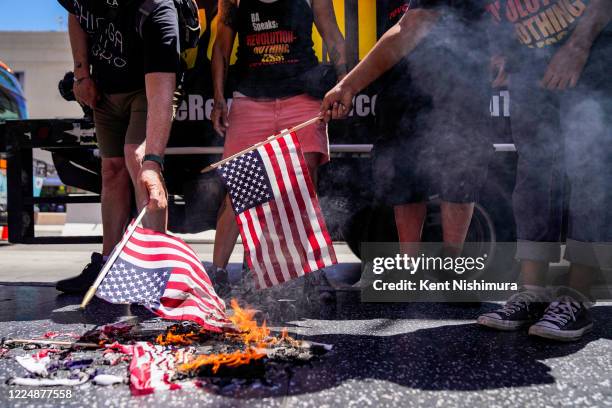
<box><xmin>223</xmin><ymin>93</ymin><xmax>329</xmax><ymax>165</ymax></box>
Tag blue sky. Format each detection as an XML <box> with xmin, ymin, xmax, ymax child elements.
<box><xmin>0</xmin><ymin>1</ymin><xmax>68</xmax><ymax>31</ymax></box>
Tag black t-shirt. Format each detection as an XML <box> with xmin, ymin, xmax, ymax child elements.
<box><xmin>233</xmin><ymin>0</ymin><xmax>319</xmax><ymax>98</ymax></box>
<box><xmin>376</xmin><ymin>0</ymin><xmax>491</xmax><ymax>134</ymax></box>
<box><xmin>484</xmin><ymin>0</ymin><xmax>612</xmax><ymax>65</ymax></box>
<box><xmin>59</xmin><ymin>0</ymin><xmax>180</xmax><ymax>94</ymax></box>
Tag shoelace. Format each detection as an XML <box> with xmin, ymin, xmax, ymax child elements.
<box><xmin>499</xmin><ymin>291</ymin><xmax>539</xmax><ymax>316</ymax></box>
<box><xmin>541</xmin><ymin>296</ymin><xmax>580</xmax><ymax>325</ymax></box>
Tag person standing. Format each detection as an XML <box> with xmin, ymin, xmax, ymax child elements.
<box><xmin>56</xmin><ymin>0</ymin><xmax>180</xmax><ymax>294</ymax></box>
<box><xmin>322</xmin><ymin>0</ymin><xmax>493</xmax><ymax>266</ymax></box>
<box><xmin>208</xmin><ymin>0</ymin><xmax>347</xmax><ymax>291</ymax></box>
<box><xmin>477</xmin><ymin>0</ymin><xmax>612</xmax><ymax>341</ymax></box>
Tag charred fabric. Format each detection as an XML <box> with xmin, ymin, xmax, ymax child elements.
<box><xmin>1</xmin><ymin>300</ymin><xmax>332</xmax><ymax>395</ymax></box>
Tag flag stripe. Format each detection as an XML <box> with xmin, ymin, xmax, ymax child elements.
<box><xmin>268</xmin><ymin>200</ymin><xmax>301</xmax><ymax>279</ymax></box>
<box><xmin>117</xmin><ymin>252</ymin><xmax>227</xmax><ymax>316</ymax></box>
<box><xmin>153</xmin><ymin>306</ymin><xmax>226</xmax><ymax>332</ymax></box>
<box><xmin>129</xmin><ymin>234</ymin><xmax>207</xmax><ymax>275</ymax></box>
<box><xmin>124</xmin><ymin>241</ymin><xmax>209</xmax><ymax>281</ymax></box>
<box><xmin>272</xmin><ymin>137</ymin><xmax>325</xmax><ymax>269</ymax></box>
<box><xmin>261</xmin><ymin>141</ymin><xmax>314</xmax><ymax>274</ymax></box>
<box><xmin>246</xmin><ymin>208</ymin><xmax>277</xmax><ymax>287</ymax></box>
<box><xmin>288</xmin><ymin>133</ymin><xmax>337</xmax><ymax>263</ymax></box>
<box><xmin>158</xmin><ymin>296</ymin><xmax>228</xmax><ymax>324</ymax></box>
<box><xmin>96</xmin><ymin>225</ymin><xmax>229</xmax><ymax>331</ymax></box>
<box><xmin>280</xmin><ymin>134</ymin><xmax>334</xmax><ymax>266</ymax></box>
<box><xmin>132</xmin><ymin>229</ymin><xmax>202</xmax><ymax>262</ymax></box>
<box><xmin>264</xmin><ymin>139</ymin><xmax>319</xmax><ymax>272</ymax></box>
<box><xmin>255</xmin><ymin>204</ymin><xmax>285</xmax><ymax>286</ymax></box>
<box><xmin>120</xmin><ymin>247</ymin><xmax>223</xmax><ymax>310</ymax></box>
<box><xmin>163</xmin><ymin>277</ymin><xmax>226</xmax><ymax>317</ymax></box>
<box><xmin>237</xmin><ymin>212</ymin><xmax>269</xmax><ymax>289</ymax></box>
<box><xmin>260</xmin><ymin>200</ymin><xmax>293</xmax><ymax>282</ymax></box>
<box><xmin>163</xmin><ymin>271</ymin><xmax>225</xmax><ymax>309</ymax></box>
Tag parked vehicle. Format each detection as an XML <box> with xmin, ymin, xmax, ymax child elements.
<box><xmin>0</xmin><ymin>61</ymin><xmax>27</xmax><ymax>227</ymax></box>
<box><xmin>0</xmin><ymin>1</ymin><xmax>517</xmax><ymax>259</ymax></box>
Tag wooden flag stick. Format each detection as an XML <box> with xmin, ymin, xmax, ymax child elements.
<box><xmin>200</xmin><ymin>115</ymin><xmax>322</xmax><ymax>173</ymax></box>
<box><xmin>80</xmin><ymin>207</ymin><xmax>148</xmax><ymax>309</ymax></box>
<box><xmin>5</xmin><ymin>338</ymin><xmax>101</xmax><ymax>349</ymax></box>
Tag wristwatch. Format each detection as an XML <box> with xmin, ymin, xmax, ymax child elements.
<box><xmin>142</xmin><ymin>154</ymin><xmax>165</xmax><ymax>171</ymax></box>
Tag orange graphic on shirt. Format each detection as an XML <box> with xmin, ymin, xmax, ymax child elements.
<box><xmin>246</xmin><ymin>30</ymin><xmax>298</xmax><ymax>66</ymax></box>
<box><xmin>487</xmin><ymin>0</ymin><xmax>587</xmax><ymax>48</ymax></box>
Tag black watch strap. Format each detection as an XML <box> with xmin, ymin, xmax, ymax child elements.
<box><xmin>142</xmin><ymin>154</ymin><xmax>165</xmax><ymax>170</ymax></box>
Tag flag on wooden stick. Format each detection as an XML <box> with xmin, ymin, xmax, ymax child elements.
<box><xmin>217</xmin><ymin>131</ymin><xmax>337</xmax><ymax>288</ymax></box>
<box><xmin>95</xmin><ymin>226</ymin><xmax>232</xmax><ymax>332</ymax></box>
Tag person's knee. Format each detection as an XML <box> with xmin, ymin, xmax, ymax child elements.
<box><xmin>101</xmin><ymin>158</ymin><xmax>129</xmax><ymax>187</ymax></box>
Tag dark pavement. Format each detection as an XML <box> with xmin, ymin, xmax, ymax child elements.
<box><xmin>0</xmin><ymin>277</ymin><xmax>611</xmax><ymax>407</ymax></box>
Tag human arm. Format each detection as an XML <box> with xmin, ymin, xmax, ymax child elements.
<box><xmin>321</xmin><ymin>9</ymin><xmax>440</xmax><ymax>121</ymax></box>
<box><xmin>542</xmin><ymin>0</ymin><xmax>612</xmax><ymax>90</ymax></box>
<box><xmin>312</xmin><ymin>0</ymin><xmax>348</xmax><ymax>79</ymax></box>
<box><xmin>67</xmin><ymin>13</ymin><xmax>99</xmax><ymax>108</ymax></box>
<box><xmin>138</xmin><ymin>73</ymin><xmax>176</xmax><ymax>213</ymax></box>
<box><xmin>211</xmin><ymin>0</ymin><xmax>238</xmax><ymax>136</ymax></box>
<box><xmin>137</xmin><ymin>4</ymin><xmax>180</xmax><ymax>213</ymax></box>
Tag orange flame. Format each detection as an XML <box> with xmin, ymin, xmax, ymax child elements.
<box><xmin>156</xmin><ymin>328</ymin><xmax>198</xmax><ymax>346</ymax></box>
<box><xmin>179</xmin><ymin>348</ymin><xmax>265</xmax><ymax>374</ymax></box>
<box><xmin>226</xmin><ymin>299</ymin><xmax>271</xmax><ymax>346</ymax></box>
<box><xmin>176</xmin><ymin>299</ymin><xmax>300</xmax><ymax>375</ymax></box>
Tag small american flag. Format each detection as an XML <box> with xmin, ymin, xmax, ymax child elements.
<box><xmin>218</xmin><ymin>131</ymin><xmax>337</xmax><ymax>288</ymax></box>
<box><xmin>95</xmin><ymin>227</ymin><xmax>232</xmax><ymax>332</ymax></box>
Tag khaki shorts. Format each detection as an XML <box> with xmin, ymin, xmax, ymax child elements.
<box><xmin>94</xmin><ymin>90</ymin><xmax>147</xmax><ymax>158</ymax></box>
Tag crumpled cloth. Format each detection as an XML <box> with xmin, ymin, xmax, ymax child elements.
<box><xmin>107</xmin><ymin>341</ymin><xmax>198</xmax><ymax>395</ymax></box>
<box><xmin>15</xmin><ymin>355</ymin><xmax>51</xmax><ymax>377</ymax></box>
<box><xmin>14</xmin><ymin>349</ymin><xmax>62</xmax><ymax>377</ymax></box>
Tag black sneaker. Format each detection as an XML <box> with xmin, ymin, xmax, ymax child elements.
<box><xmin>56</xmin><ymin>252</ymin><xmax>104</xmax><ymax>295</ymax></box>
<box><xmin>209</xmin><ymin>266</ymin><xmax>231</xmax><ymax>298</ymax></box>
<box><xmin>477</xmin><ymin>290</ymin><xmax>549</xmax><ymax>331</ymax></box>
<box><xmin>528</xmin><ymin>294</ymin><xmax>593</xmax><ymax>341</ymax></box>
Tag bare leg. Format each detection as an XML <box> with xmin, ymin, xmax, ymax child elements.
<box><xmin>440</xmin><ymin>201</ymin><xmax>474</xmax><ymax>256</ymax></box>
<box><xmin>101</xmin><ymin>158</ymin><xmax>132</xmax><ymax>256</ymax></box>
<box><xmin>520</xmin><ymin>260</ymin><xmax>548</xmax><ymax>287</ymax></box>
<box><xmin>567</xmin><ymin>263</ymin><xmax>595</xmax><ymax>298</ymax></box>
<box><xmin>212</xmin><ymin>195</ymin><xmax>240</xmax><ymax>269</ymax></box>
<box><xmin>394</xmin><ymin>202</ymin><xmax>427</xmax><ymax>256</ymax></box>
<box><xmin>124</xmin><ymin>143</ymin><xmax>167</xmax><ymax>233</ymax></box>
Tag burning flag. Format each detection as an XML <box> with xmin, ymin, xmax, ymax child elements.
<box><xmin>218</xmin><ymin>131</ymin><xmax>337</xmax><ymax>289</ymax></box>
<box><xmin>95</xmin><ymin>226</ymin><xmax>232</xmax><ymax>332</ymax></box>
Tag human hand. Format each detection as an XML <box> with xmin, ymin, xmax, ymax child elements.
<box><xmin>73</xmin><ymin>77</ymin><xmax>100</xmax><ymax>108</ymax></box>
<box><xmin>320</xmin><ymin>81</ymin><xmax>355</xmax><ymax>123</ymax></box>
<box><xmin>541</xmin><ymin>42</ymin><xmax>589</xmax><ymax>90</ymax></box>
<box><xmin>211</xmin><ymin>98</ymin><xmax>229</xmax><ymax>137</ymax></box>
<box><xmin>137</xmin><ymin>161</ymin><xmax>168</xmax><ymax>213</ymax></box>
